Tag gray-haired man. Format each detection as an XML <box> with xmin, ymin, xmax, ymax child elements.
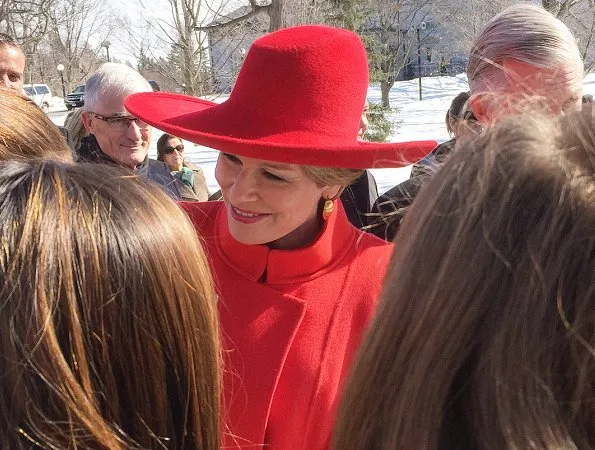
<box><xmin>369</xmin><ymin>4</ymin><xmax>584</xmax><ymax>241</ymax></box>
<box><xmin>80</xmin><ymin>63</ymin><xmax>181</xmax><ymax>199</ymax></box>
<box><xmin>467</xmin><ymin>3</ymin><xmax>583</xmax><ymax>123</ymax></box>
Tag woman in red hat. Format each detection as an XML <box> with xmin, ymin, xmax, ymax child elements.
<box><xmin>126</xmin><ymin>25</ymin><xmax>435</xmax><ymax>449</ymax></box>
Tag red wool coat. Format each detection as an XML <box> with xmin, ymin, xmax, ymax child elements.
<box><xmin>181</xmin><ymin>201</ymin><xmax>393</xmax><ymax>449</ymax></box>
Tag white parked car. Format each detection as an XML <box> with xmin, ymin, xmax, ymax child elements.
<box><xmin>23</xmin><ymin>84</ymin><xmax>53</xmax><ymax>112</ymax></box>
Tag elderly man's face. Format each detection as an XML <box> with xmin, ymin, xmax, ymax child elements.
<box><xmin>0</xmin><ymin>45</ymin><xmax>25</xmax><ymax>92</ymax></box>
<box><xmin>470</xmin><ymin>58</ymin><xmax>583</xmax><ymax>124</ymax></box>
<box><xmin>82</xmin><ymin>92</ymin><xmax>151</xmax><ymax>169</ymax></box>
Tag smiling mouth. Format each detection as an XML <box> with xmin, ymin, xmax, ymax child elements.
<box><xmin>229</xmin><ymin>204</ymin><xmax>270</xmax><ymax>223</ymax></box>
<box><xmin>231</xmin><ymin>205</ymin><xmax>267</xmax><ymax>217</ymax></box>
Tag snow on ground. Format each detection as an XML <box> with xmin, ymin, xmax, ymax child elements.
<box><xmin>50</xmin><ymin>72</ymin><xmax>595</xmax><ymax>194</ymax></box>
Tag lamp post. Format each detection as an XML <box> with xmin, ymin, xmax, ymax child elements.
<box><xmin>416</xmin><ymin>22</ymin><xmax>426</xmax><ymax>101</ymax></box>
<box><xmin>103</xmin><ymin>41</ymin><xmax>111</xmax><ymax>62</ymax></box>
<box><xmin>56</xmin><ymin>64</ymin><xmax>66</xmax><ymax>98</ymax></box>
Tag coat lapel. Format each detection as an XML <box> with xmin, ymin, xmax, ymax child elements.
<box><xmin>218</xmin><ymin>278</ymin><xmax>306</xmax><ymax>448</ymax></box>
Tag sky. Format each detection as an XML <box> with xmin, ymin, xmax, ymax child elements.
<box><xmin>50</xmin><ymin>72</ymin><xmax>595</xmax><ymax>194</ymax></box>
<box><xmin>105</xmin><ymin>0</ymin><xmax>249</xmax><ymax>64</ymax></box>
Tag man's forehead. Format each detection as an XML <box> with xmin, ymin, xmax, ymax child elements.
<box><xmin>96</xmin><ymin>90</ymin><xmax>145</xmax><ymax>115</ymax></box>
<box><xmin>0</xmin><ymin>45</ymin><xmax>25</xmax><ymax>68</ymax></box>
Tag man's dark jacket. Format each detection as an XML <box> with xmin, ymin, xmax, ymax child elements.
<box><xmin>367</xmin><ymin>139</ymin><xmax>456</xmax><ymax>241</ymax></box>
<box><xmin>76</xmin><ymin>135</ymin><xmax>182</xmax><ymax>200</ymax></box>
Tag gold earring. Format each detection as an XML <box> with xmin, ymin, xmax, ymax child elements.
<box><xmin>322</xmin><ymin>198</ymin><xmax>334</xmax><ymax>221</ymax></box>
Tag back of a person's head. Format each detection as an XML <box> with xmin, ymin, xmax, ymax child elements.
<box><xmin>445</xmin><ymin>91</ymin><xmax>470</xmax><ymax>134</ymax></box>
<box><xmin>0</xmin><ymin>90</ymin><xmax>73</xmax><ymax>162</ymax></box>
<box><xmin>467</xmin><ymin>4</ymin><xmax>583</xmax><ymax>93</ymax></box>
<box><xmin>334</xmin><ymin>108</ymin><xmax>594</xmax><ymax>449</ymax></box>
<box><xmin>84</xmin><ymin>62</ymin><xmax>152</xmax><ymax>112</ymax></box>
<box><xmin>0</xmin><ymin>160</ymin><xmax>220</xmax><ymax>449</ymax></box>
<box><xmin>448</xmin><ymin>91</ymin><xmax>470</xmax><ymax>119</ymax></box>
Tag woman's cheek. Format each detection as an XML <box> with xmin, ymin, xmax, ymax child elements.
<box><xmin>215</xmin><ymin>158</ymin><xmax>231</xmax><ymax>187</ymax></box>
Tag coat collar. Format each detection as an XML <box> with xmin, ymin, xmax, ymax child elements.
<box><xmin>215</xmin><ymin>201</ymin><xmax>357</xmax><ymax>284</ymax></box>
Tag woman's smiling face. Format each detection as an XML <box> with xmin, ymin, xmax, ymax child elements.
<box><xmin>215</xmin><ymin>152</ymin><xmax>339</xmax><ymax>250</ymax></box>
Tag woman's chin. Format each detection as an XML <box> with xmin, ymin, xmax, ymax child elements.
<box><xmin>227</xmin><ymin>220</ymin><xmax>280</xmax><ymax>246</ymax></box>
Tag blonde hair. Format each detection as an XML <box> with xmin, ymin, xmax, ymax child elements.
<box><xmin>303</xmin><ymin>165</ymin><xmax>363</xmax><ymax>190</ymax></box>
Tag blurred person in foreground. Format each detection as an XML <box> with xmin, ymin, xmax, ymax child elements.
<box><xmin>126</xmin><ymin>25</ymin><xmax>435</xmax><ymax>449</ymax></box>
<box><xmin>368</xmin><ymin>92</ymin><xmax>476</xmax><ymax>239</ymax></box>
<box><xmin>79</xmin><ymin>63</ymin><xmax>182</xmax><ymax>198</ymax></box>
<box><xmin>335</xmin><ymin>107</ymin><xmax>595</xmax><ymax>450</ymax></box>
<box><xmin>370</xmin><ymin>3</ymin><xmax>584</xmax><ymax>241</ymax></box>
<box><xmin>157</xmin><ymin>133</ymin><xmax>210</xmax><ymax>201</ymax></box>
<box><xmin>0</xmin><ymin>160</ymin><xmax>220</xmax><ymax>449</ymax></box>
<box><xmin>0</xmin><ymin>89</ymin><xmax>72</xmax><ymax>162</ymax></box>
<box><xmin>0</xmin><ymin>33</ymin><xmax>24</xmax><ymax>92</ymax></box>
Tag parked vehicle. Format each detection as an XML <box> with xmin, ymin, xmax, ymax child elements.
<box><xmin>65</xmin><ymin>85</ymin><xmax>85</xmax><ymax>110</ymax></box>
<box><xmin>23</xmin><ymin>84</ymin><xmax>52</xmax><ymax>112</ymax></box>
<box><xmin>148</xmin><ymin>80</ymin><xmax>160</xmax><ymax>92</ymax></box>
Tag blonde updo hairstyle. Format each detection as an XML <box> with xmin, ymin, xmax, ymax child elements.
<box><xmin>303</xmin><ymin>166</ymin><xmax>364</xmax><ymax>199</ymax></box>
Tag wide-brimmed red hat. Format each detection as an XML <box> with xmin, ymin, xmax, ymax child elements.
<box><xmin>125</xmin><ymin>25</ymin><xmax>436</xmax><ymax>168</ymax></box>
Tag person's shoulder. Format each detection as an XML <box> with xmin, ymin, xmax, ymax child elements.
<box><xmin>184</xmin><ymin>161</ymin><xmax>204</xmax><ymax>173</ymax></box>
<box><xmin>147</xmin><ymin>158</ymin><xmax>167</xmax><ymax>169</ymax></box>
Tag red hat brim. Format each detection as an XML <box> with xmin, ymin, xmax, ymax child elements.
<box><xmin>126</xmin><ymin>92</ymin><xmax>436</xmax><ymax>169</ymax></box>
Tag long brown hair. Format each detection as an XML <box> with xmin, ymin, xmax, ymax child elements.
<box><xmin>0</xmin><ymin>89</ymin><xmax>73</xmax><ymax>162</ymax></box>
<box><xmin>0</xmin><ymin>160</ymin><xmax>220</xmax><ymax>449</ymax></box>
<box><xmin>334</xmin><ymin>108</ymin><xmax>594</xmax><ymax>449</ymax></box>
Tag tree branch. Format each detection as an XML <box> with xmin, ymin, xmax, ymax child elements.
<box><xmin>194</xmin><ymin>2</ymin><xmax>270</xmax><ymax>30</ymax></box>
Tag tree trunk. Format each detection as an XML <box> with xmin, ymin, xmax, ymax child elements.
<box><xmin>381</xmin><ymin>81</ymin><xmax>391</xmax><ymax>108</ymax></box>
<box><xmin>268</xmin><ymin>0</ymin><xmax>285</xmax><ymax>32</ymax></box>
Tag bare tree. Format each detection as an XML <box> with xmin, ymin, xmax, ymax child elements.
<box><xmin>197</xmin><ymin>0</ymin><xmax>286</xmax><ymax>33</ymax></box>
<box><xmin>132</xmin><ymin>0</ymin><xmax>236</xmax><ymax>96</ymax></box>
<box><xmin>0</xmin><ymin>0</ymin><xmax>53</xmax><ymax>44</ymax></box>
<box><xmin>543</xmin><ymin>0</ymin><xmax>595</xmax><ymax>73</ymax></box>
<box><xmin>0</xmin><ymin>0</ymin><xmax>58</xmax><ymax>84</ymax></box>
<box><xmin>46</xmin><ymin>0</ymin><xmax>116</xmax><ymax>91</ymax></box>
<box><xmin>436</xmin><ymin>0</ymin><xmax>515</xmax><ymax>55</ymax></box>
<box><xmin>360</xmin><ymin>0</ymin><xmax>448</xmax><ymax>107</ymax></box>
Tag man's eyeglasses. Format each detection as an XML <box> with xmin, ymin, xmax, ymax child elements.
<box><xmin>164</xmin><ymin>144</ymin><xmax>184</xmax><ymax>154</ymax></box>
<box><xmin>89</xmin><ymin>113</ymin><xmax>149</xmax><ymax>132</ymax></box>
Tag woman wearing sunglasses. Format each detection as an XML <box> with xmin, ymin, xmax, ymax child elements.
<box><xmin>157</xmin><ymin>133</ymin><xmax>210</xmax><ymax>201</ymax></box>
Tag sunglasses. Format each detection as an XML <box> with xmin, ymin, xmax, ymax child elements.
<box><xmin>164</xmin><ymin>144</ymin><xmax>184</xmax><ymax>154</ymax></box>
